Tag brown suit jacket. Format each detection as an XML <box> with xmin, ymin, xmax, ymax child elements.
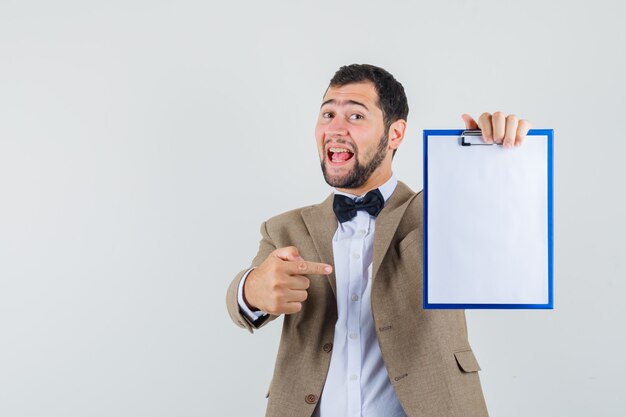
<box><xmin>226</xmin><ymin>181</ymin><xmax>489</xmax><ymax>417</ymax></box>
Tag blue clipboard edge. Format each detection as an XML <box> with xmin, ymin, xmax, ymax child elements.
<box><xmin>422</xmin><ymin>129</ymin><xmax>554</xmax><ymax>310</ymax></box>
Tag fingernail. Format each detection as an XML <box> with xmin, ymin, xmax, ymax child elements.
<box><xmin>324</xmin><ymin>266</ymin><xmax>332</xmax><ymax>273</ymax></box>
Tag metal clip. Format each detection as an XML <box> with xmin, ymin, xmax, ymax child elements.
<box><xmin>460</xmin><ymin>129</ymin><xmax>500</xmax><ymax>146</ymax></box>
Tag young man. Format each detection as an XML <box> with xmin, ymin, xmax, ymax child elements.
<box><xmin>226</xmin><ymin>64</ymin><xmax>531</xmax><ymax>417</ymax></box>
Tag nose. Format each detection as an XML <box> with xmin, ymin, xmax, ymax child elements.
<box><xmin>324</xmin><ymin>115</ymin><xmax>349</xmax><ymax>138</ymax></box>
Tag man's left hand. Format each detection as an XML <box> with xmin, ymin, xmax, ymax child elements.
<box><xmin>461</xmin><ymin>112</ymin><xmax>532</xmax><ymax>148</ymax></box>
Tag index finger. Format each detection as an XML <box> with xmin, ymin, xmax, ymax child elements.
<box><xmin>284</xmin><ymin>260</ymin><xmax>333</xmax><ymax>276</ymax></box>
<box><xmin>477</xmin><ymin>112</ymin><xmax>493</xmax><ymax>143</ymax></box>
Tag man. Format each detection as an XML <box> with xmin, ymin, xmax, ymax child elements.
<box><xmin>226</xmin><ymin>64</ymin><xmax>531</xmax><ymax>417</ymax></box>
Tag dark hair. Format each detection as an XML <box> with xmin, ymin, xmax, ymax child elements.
<box><xmin>328</xmin><ymin>64</ymin><xmax>409</xmax><ymax>135</ymax></box>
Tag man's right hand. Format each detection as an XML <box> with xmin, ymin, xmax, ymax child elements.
<box><xmin>243</xmin><ymin>246</ymin><xmax>333</xmax><ymax>315</ymax></box>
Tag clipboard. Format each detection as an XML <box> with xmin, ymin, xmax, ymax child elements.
<box><xmin>423</xmin><ymin>129</ymin><xmax>554</xmax><ymax>309</ymax></box>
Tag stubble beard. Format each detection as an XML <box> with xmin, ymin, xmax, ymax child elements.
<box><xmin>321</xmin><ymin>133</ymin><xmax>388</xmax><ymax>189</ymax></box>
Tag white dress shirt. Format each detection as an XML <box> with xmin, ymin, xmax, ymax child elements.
<box><xmin>238</xmin><ymin>174</ymin><xmax>406</xmax><ymax>417</ymax></box>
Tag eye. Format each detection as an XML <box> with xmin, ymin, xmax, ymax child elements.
<box><xmin>322</xmin><ymin>111</ymin><xmax>333</xmax><ymax>119</ymax></box>
<box><xmin>349</xmin><ymin>114</ymin><xmax>364</xmax><ymax>120</ymax></box>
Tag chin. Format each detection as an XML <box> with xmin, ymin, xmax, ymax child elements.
<box><xmin>321</xmin><ymin>166</ymin><xmax>367</xmax><ymax>190</ymax></box>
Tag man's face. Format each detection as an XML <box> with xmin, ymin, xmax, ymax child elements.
<box><xmin>315</xmin><ymin>82</ymin><xmax>389</xmax><ymax>190</ymax></box>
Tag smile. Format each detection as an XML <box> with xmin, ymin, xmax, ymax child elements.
<box><xmin>327</xmin><ymin>147</ymin><xmax>354</xmax><ymax>164</ymax></box>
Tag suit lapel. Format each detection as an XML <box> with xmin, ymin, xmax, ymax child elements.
<box><xmin>301</xmin><ymin>194</ymin><xmax>338</xmax><ymax>297</ymax></box>
<box><xmin>372</xmin><ymin>181</ymin><xmax>416</xmax><ymax>281</ymax></box>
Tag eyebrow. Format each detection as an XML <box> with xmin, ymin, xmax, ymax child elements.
<box><xmin>320</xmin><ymin>99</ymin><xmax>369</xmax><ymax>112</ymax></box>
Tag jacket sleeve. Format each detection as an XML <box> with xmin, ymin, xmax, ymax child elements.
<box><xmin>226</xmin><ymin>221</ymin><xmax>280</xmax><ymax>333</ymax></box>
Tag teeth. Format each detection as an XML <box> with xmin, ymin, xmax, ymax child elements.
<box><xmin>329</xmin><ymin>147</ymin><xmax>352</xmax><ymax>153</ymax></box>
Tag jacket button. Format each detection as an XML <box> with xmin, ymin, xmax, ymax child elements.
<box><xmin>305</xmin><ymin>394</ymin><xmax>318</xmax><ymax>404</ymax></box>
<box><xmin>323</xmin><ymin>343</ymin><xmax>333</xmax><ymax>353</ymax></box>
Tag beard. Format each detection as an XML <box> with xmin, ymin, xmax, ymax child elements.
<box><xmin>321</xmin><ymin>133</ymin><xmax>388</xmax><ymax>189</ymax></box>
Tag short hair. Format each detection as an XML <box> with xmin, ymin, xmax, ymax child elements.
<box><xmin>328</xmin><ymin>64</ymin><xmax>409</xmax><ymax>133</ymax></box>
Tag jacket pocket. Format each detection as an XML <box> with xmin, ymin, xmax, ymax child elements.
<box><xmin>454</xmin><ymin>349</ymin><xmax>481</xmax><ymax>373</ymax></box>
<box><xmin>397</xmin><ymin>229</ymin><xmax>420</xmax><ymax>254</ymax></box>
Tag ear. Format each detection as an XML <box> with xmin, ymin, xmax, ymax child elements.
<box><xmin>387</xmin><ymin>119</ymin><xmax>407</xmax><ymax>151</ymax></box>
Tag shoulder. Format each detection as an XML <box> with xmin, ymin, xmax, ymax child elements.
<box><xmin>263</xmin><ymin>193</ymin><xmax>333</xmax><ymax>230</ymax></box>
<box><xmin>265</xmin><ymin>205</ymin><xmax>312</xmax><ymax>227</ymax></box>
<box><xmin>395</xmin><ymin>181</ymin><xmax>423</xmax><ymax>209</ymax></box>
<box><xmin>392</xmin><ymin>181</ymin><xmax>423</xmax><ymax>231</ymax></box>
<box><xmin>256</xmin><ymin>194</ymin><xmax>333</xmax><ymax>248</ymax></box>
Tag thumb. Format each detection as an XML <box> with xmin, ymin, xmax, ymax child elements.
<box><xmin>461</xmin><ymin>113</ymin><xmax>479</xmax><ymax>130</ymax></box>
<box><xmin>273</xmin><ymin>246</ymin><xmax>303</xmax><ymax>262</ymax></box>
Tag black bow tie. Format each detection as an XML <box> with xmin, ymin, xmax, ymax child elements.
<box><xmin>333</xmin><ymin>189</ymin><xmax>385</xmax><ymax>223</ymax></box>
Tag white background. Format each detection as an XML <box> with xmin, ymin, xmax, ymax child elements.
<box><xmin>1</xmin><ymin>0</ymin><xmax>624</xmax><ymax>416</ymax></box>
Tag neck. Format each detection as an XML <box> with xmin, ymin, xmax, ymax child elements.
<box><xmin>336</xmin><ymin>168</ymin><xmax>392</xmax><ymax>197</ymax></box>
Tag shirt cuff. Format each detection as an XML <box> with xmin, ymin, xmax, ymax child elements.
<box><xmin>237</xmin><ymin>268</ymin><xmax>268</xmax><ymax>323</ymax></box>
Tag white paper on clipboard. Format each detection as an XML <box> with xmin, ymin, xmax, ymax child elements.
<box><xmin>424</xmin><ymin>129</ymin><xmax>553</xmax><ymax>308</ymax></box>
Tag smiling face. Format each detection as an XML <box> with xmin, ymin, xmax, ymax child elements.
<box><xmin>315</xmin><ymin>82</ymin><xmax>402</xmax><ymax>195</ymax></box>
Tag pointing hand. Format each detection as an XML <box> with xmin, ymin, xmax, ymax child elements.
<box><xmin>243</xmin><ymin>246</ymin><xmax>333</xmax><ymax>315</ymax></box>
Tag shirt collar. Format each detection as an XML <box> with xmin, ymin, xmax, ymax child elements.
<box><xmin>333</xmin><ymin>173</ymin><xmax>398</xmax><ymax>204</ymax></box>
